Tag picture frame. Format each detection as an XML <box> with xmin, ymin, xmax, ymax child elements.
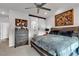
<box><xmin>15</xmin><ymin>19</ymin><xmax>28</xmax><ymax>27</ymax></box>
<box><xmin>55</xmin><ymin>9</ymin><xmax>74</xmax><ymax>26</ymax></box>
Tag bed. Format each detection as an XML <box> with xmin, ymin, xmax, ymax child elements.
<box><xmin>31</xmin><ymin>34</ymin><xmax>79</xmax><ymax>56</ymax></box>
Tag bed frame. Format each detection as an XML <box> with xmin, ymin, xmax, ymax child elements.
<box><xmin>31</xmin><ymin>40</ymin><xmax>54</xmax><ymax>56</ymax></box>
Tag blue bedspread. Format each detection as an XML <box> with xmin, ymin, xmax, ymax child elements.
<box><xmin>33</xmin><ymin>34</ymin><xmax>79</xmax><ymax>56</ymax></box>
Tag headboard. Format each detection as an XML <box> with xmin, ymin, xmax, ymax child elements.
<box><xmin>49</xmin><ymin>27</ymin><xmax>79</xmax><ymax>37</ymax></box>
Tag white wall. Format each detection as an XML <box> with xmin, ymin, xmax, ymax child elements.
<box><xmin>29</xmin><ymin>17</ymin><xmax>46</xmax><ymax>44</ymax></box>
<box><xmin>38</xmin><ymin>18</ymin><xmax>46</xmax><ymax>35</ymax></box>
<box><xmin>9</xmin><ymin>10</ymin><xmax>29</xmax><ymax>47</ymax></box>
<box><xmin>46</xmin><ymin>6</ymin><xmax>79</xmax><ymax>29</ymax></box>
<box><xmin>0</xmin><ymin>16</ymin><xmax>9</xmax><ymax>23</ymax></box>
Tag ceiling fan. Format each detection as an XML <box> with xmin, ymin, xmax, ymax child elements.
<box><xmin>25</xmin><ymin>3</ymin><xmax>51</xmax><ymax>14</ymax></box>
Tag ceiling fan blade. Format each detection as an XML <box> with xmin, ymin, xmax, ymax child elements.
<box><xmin>40</xmin><ymin>7</ymin><xmax>51</xmax><ymax>11</ymax></box>
<box><xmin>25</xmin><ymin>7</ymin><xmax>35</xmax><ymax>9</ymax></box>
<box><xmin>40</xmin><ymin>3</ymin><xmax>46</xmax><ymax>7</ymax></box>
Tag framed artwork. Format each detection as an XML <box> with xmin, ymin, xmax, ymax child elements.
<box><xmin>55</xmin><ymin>9</ymin><xmax>74</xmax><ymax>26</ymax></box>
<box><xmin>15</xmin><ymin>19</ymin><xmax>28</xmax><ymax>27</ymax></box>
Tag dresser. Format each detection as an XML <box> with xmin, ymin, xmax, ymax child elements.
<box><xmin>15</xmin><ymin>28</ymin><xmax>28</xmax><ymax>47</ymax></box>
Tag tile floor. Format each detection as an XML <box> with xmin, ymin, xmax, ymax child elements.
<box><xmin>0</xmin><ymin>40</ymin><xmax>40</xmax><ymax>56</ymax></box>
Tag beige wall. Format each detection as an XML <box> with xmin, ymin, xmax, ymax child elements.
<box><xmin>46</xmin><ymin>6</ymin><xmax>79</xmax><ymax>29</ymax></box>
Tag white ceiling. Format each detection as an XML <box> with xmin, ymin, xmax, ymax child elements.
<box><xmin>0</xmin><ymin>3</ymin><xmax>79</xmax><ymax>18</ymax></box>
